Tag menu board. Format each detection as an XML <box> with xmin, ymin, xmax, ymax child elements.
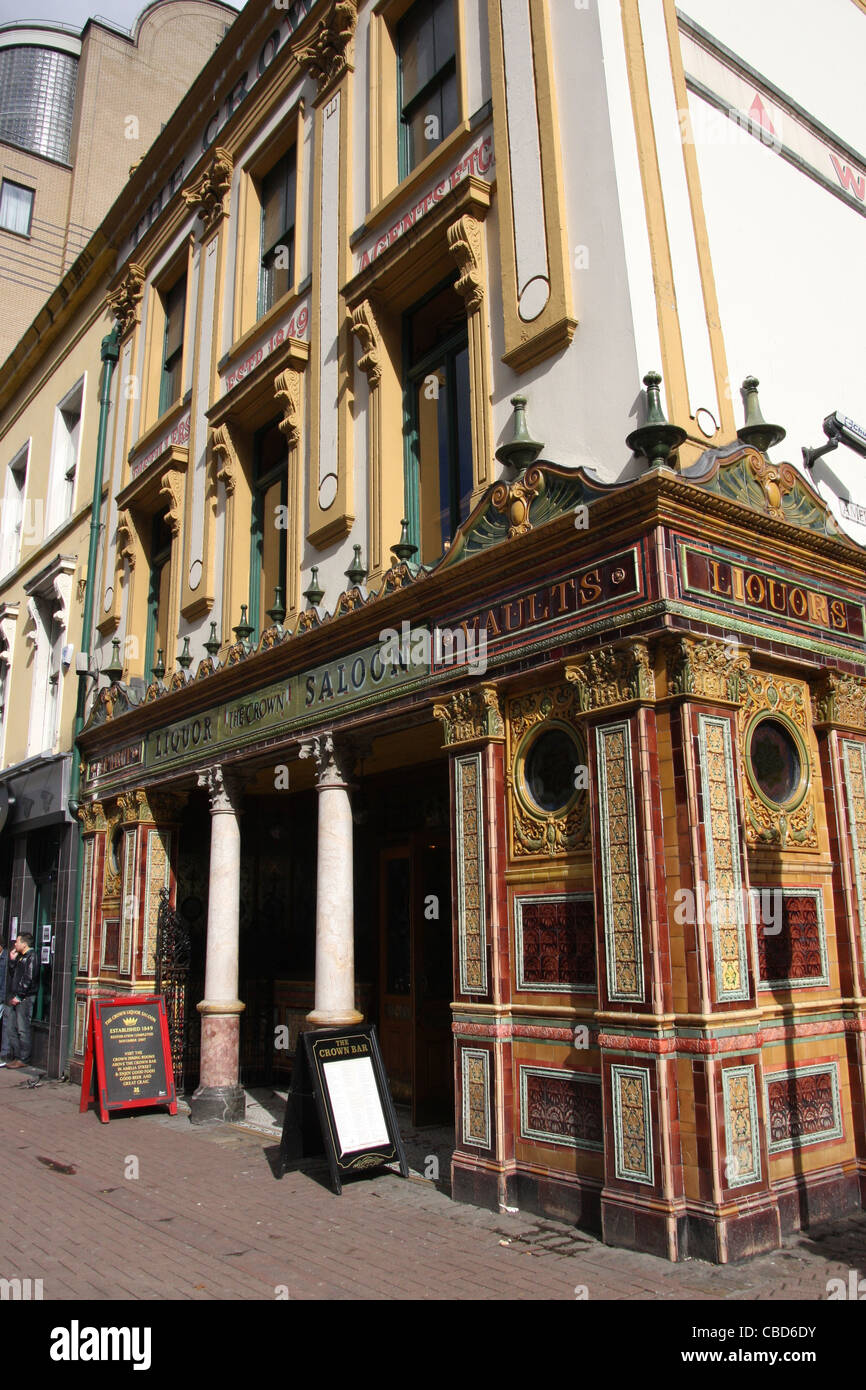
<box><xmin>79</xmin><ymin>995</ymin><xmax>176</xmax><ymax>1124</ymax></box>
<box><xmin>278</xmin><ymin>1025</ymin><xmax>407</xmax><ymax>1194</ymax></box>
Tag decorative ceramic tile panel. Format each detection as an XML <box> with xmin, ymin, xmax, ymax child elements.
<box><xmin>461</xmin><ymin>1048</ymin><xmax>491</xmax><ymax>1148</ymax></box>
<box><xmin>455</xmin><ymin>753</ymin><xmax>488</xmax><ymax>994</ymax></box>
<box><xmin>752</xmin><ymin>888</ymin><xmax>829</xmax><ymax>988</ymax></box>
<box><xmin>611</xmin><ymin>1063</ymin><xmax>654</xmax><ymax>1184</ymax></box>
<box><xmin>518</xmin><ymin>1065</ymin><xmax>603</xmax><ymax>1150</ymax></box>
<box><xmin>841</xmin><ymin>739</ymin><xmax>866</xmax><ymax>968</ymax></box>
<box><xmin>119</xmin><ymin>829</ymin><xmax>137</xmax><ymax>975</ymax></box>
<box><xmin>100</xmin><ymin>918</ymin><xmax>120</xmax><ymax>969</ymax></box>
<box><xmin>721</xmin><ymin>1064</ymin><xmax>762</xmax><ymax>1187</ymax></box>
<box><xmin>73</xmin><ymin>997</ymin><xmax>87</xmax><ymax>1056</ymax></box>
<box><xmin>697</xmin><ymin>714</ymin><xmax>749</xmax><ymax>1003</ymax></box>
<box><xmin>765</xmin><ymin>1063</ymin><xmax>843</xmax><ymax>1153</ymax></box>
<box><xmin>595</xmin><ymin>721</ymin><xmax>644</xmax><ymax>1002</ymax></box>
<box><xmin>142</xmin><ymin>829</ymin><xmax>170</xmax><ymax>975</ymax></box>
<box><xmin>514</xmin><ymin>892</ymin><xmax>596</xmax><ymax>992</ymax></box>
<box><xmin>77</xmin><ymin>837</ymin><xmax>95</xmax><ymax>974</ymax></box>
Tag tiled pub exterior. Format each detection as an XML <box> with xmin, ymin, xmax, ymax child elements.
<box><xmin>77</xmin><ymin>441</ymin><xmax>866</xmax><ymax>1263</ymax></box>
<box><xmin>3</xmin><ymin>0</ymin><xmax>864</xmax><ymax>1264</ymax></box>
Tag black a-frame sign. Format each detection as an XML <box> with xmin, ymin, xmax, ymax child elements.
<box><xmin>278</xmin><ymin>1024</ymin><xmax>408</xmax><ymax>1195</ymax></box>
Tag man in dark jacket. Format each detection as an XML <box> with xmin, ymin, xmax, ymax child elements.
<box><xmin>5</xmin><ymin>934</ymin><xmax>37</xmax><ymax>1067</ymax></box>
<box><xmin>0</xmin><ymin>942</ymin><xmax>11</xmax><ymax>1064</ymax></box>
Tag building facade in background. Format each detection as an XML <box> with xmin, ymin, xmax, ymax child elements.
<box><xmin>1</xmin><ymin>0</ymin><xmax>865</xmax><ymax>1262</ymax></box>
<box><xmin>0</xmin><ymin>0</ymin><xmax>237</xmax><ymax>1077</ymax></box>
<box><xmin>0</xmin><ymin>0</ymin><xmax>237</xmax><ymax>362</ymax></box>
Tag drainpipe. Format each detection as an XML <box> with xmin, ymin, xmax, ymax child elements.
<box><xmin>63</xmin><ymin>325</ymin><xmax>119</xmax><ymax>1072</ymax></box>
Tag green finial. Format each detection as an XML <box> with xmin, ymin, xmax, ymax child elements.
<box><xmin>390</xmin><ymin>518</ymin><xmax>418</xmax><ymax>564</ymax></box>
<box><xmin>344</xmin><ymin>544</ymin><xmax>367</xmax><ymax>587</ymax></box>
<box><xmin>233</xmin><ymin>604</ymin><xmax>254</xmax><ymax>647</ymax></box>
<box><xmin>152</xmin><ymin>649</ymin><xmax>165</xmax><ymax>682</ymax></box>
<box><xmin>177</xmin><ymin>636</ymin><xmax>192</xmax><ymax>671</ymax></box>
<box><xmin>303</xmin><ymin>567</ymin><xmax>324</xmax><ymax>607</ymax></box>
<box><xmin>105</xmin><ymin>638</ymin><xmax>124</xmax><ymax>683</ymax></box>
<box><xmin>204</xmin><ymin>622</ymin><xmax>220</xmax><ymax>658</ymax></box>
<box><xmin>267</xmin><ymin>585</ymin><xmax>286</xmax><ymax>628</ymax></box>
<box><xmin>626</xmin><ymin>371</ymin><xmax>687</xmax><ymax>469</ymax></box>
<box><xmin>737</xmin><ymin>376</ymin><xmax>786</xmax><ymax>452</ymax></box>
<box><xmin>496</xmin><ymin>395</ymin><xmax>544</xmax><ymax>472</ymax></box>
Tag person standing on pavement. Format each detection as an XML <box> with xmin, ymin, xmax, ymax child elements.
<box><xmin>0</xmin><ymin>941</ymin><xmax>12</xmax><ymax>1065</ymax></box>
<box><xmin>5</xmin><ymin>934</ymin><xmax>37</xmax><ymax>1068</ymax></box>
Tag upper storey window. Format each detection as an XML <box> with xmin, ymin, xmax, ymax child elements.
<box><xmin>258</xmin><ymin>147</ymin><xmax>297</xmax><ymax>319</ymax></box>
<box><xmin>0</xmin><ymin>178</ymin><xmax>34</xmax><ymax>237</ymax></box>
<box><xmin>397</xmin><ymin>0</ymin><xmax>458</xmax><ymax>178</ymax></box>
<box><xmin>158</xmin><ymin>273</ymin><xmax>187</xmax><ymax>416</ymax></box>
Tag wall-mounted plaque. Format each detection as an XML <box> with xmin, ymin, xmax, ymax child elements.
<box><xmin>278</xmin><ymin>1024</ymin><xmax>408</xmax><ymax>1195</ymax></box>
<box><xmin>79</xmin><ymin>995</ymin><xmax>176</xmax><ymax>1124</ymax></box>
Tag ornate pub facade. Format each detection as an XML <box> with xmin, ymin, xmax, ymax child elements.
<box><xmin>18</xmin><ymin>0</ymin><xmax>866</xmax><ymax>1261</ymax></box>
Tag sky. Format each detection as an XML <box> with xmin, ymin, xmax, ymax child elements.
<box><xmin>0</xmin><ymin>0</ymin><xmax>241</xmax><ymax>33</ymax></box>
<box><xmin>0</xmin><ymin>0</ymin><xmax>861</xmax><ymax>151</ymax></box>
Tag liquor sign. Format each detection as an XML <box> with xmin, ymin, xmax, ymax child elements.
<box><xmin>79</xmin><ymin>995</ymin><xmax>176</xmax><ymax>1124</ymax></box>
<box><xmin>678</xmin><ymin>542</ymin><xmax>865</xmax><ymax>641</ymax></box>
<box><xmin>278</xmin><ymin>1025</ymin><xmax>408</xmax><ymax>1195</ymax></box>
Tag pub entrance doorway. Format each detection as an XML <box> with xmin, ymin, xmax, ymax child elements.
<box><xmin>378</xmin><ymin>829</ymin><xmax>453</xmax><ymax>1126</ymax></box>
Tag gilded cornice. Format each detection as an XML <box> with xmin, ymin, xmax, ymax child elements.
<box><xmin>565</xmin><ymin>640</ymin><xmax>655</xmax><ymax>713</ymax></box>
<box><xmin>490</xmin><ymin>466</ymin><xmax>544</xmax><ymax>539</ymax></box>
<box><xmin>433</xmin><ymin>685</ymin><xmax>504</xmax><ymax>746</ymax></box>
<box><xmin>811</xmin><ymin>670</ymin><xmax>866</xmax><ymax>731</ymax></box>
<box><xmin>665</xmin><ymin>636</ymin><xmax>751</xmax><ymax>704</ymax></box>
<box><xmin>78</xmin><ymin>800</ymin><xmax>108</xmax><ymax>833</ymax></box>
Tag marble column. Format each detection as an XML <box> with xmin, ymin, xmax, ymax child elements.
<box><xmin>190</xmin><ymin>765</ymin><xmax>246</xmax><ymax>1124</ymax></box>
<box><xmin>299</xmin><ymin>733</ymin><xmax>362</xmax><ymax>1026</ymax></box>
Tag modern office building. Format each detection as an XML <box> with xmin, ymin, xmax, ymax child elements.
<box><xmin>2</xmin><ymin>0</ymin><xmax>865</xmax><ymax>1262</ymax></box>
<box><xmin>0</xmin><ymin>0</ymin><xmax>237</xmax><ymax>362</ymax></box>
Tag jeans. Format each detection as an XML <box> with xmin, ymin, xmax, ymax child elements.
<box><xmin>6</xmin><ymin>997</ymin><xmax>34</xmax><ymax>1063</ymax></box>
<box><xmin>0</xmin><ymin>1002</ymin><xmax>7</xmax><ymax>1057</ymax></box>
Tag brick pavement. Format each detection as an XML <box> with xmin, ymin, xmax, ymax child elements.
<box><xmin>1</xmin><ymin>1070</ymin><xmax>864</xmax><ymax>1301</ymax></box>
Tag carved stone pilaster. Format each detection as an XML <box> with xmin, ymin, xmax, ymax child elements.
<box><xmin>274</xmin><ymin>368</ymin><xmax>302</xmax><ymax>446</ymax></box>
<box><xmin>565</xmin><ymin>640</ymin><xmax>655</xmax><ymax>713</ymax></box>
<box><xmin>210</xmin><ymin>424</ymin><xmax>237</xmax><ymax>496</ymax></box>
<box><xmin>665</xmin><ymin>636</ymin><xmax>751</xmax><ymax>704</ymax></box>
<box><xmin>447</xmin><ymin>214</ymin><xmax>485</xmax><ymax>312</ymax></box>
<box><xmin>181</xmin><ymin>148</ymin><xmax>233</xmax><ymax>236</ymax></box>
<box><xmin>107</xmin><ymin>264</ymin><xmax>145</xmax><ymax>339</ymax></box>
<box><xmin>292</xmin><ymin>0</ymin><xmax>357</xmax><ymax>96</ymax></box>
<box><xmin>116</xmin><ymin>508</ymin><xmax>136</xmax><ymax>570</ymax></box>
<box><xmin>159</xmin><ymin>468</ymin><xmax>184</xmax><ymax>535</ymax></box>
<box><xmin>434</xmin><ymin>685</ymin><xmax>504</xmax><ymax>746</ymax></box>
<box><xmin>811</xmin><ymin>670</ymin><xmax>866</xmax><ymax>731</ymax></box>
<box><xmin>198</xmin><ymin>765</ymin><xmax>242</xmax><ymax>815</ymax></box>
<box><xmin>350</xmin><ymin>300</ymin><xmax>382</xmax><ymax>385</ymax></box>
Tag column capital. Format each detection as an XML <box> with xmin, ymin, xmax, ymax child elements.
<box><xmin>299</xmin><ymin>732</ymin><xmax>356</xmax><ymax>787</ymax></box>
<box><xmin>197</xmin><ymin>764</ymin><xmax>242</xmax><ymax>813</ymax></box>
<box><xmin>434</xmin><ymin>684</ymin><xmax>504</xmax><ymax>746</ymax></box>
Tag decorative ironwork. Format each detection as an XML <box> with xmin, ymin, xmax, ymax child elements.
<box><xmin>154</xmin><ymin>887</ymin><xmax>191</xmax><ymax>1090</ymax></box>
